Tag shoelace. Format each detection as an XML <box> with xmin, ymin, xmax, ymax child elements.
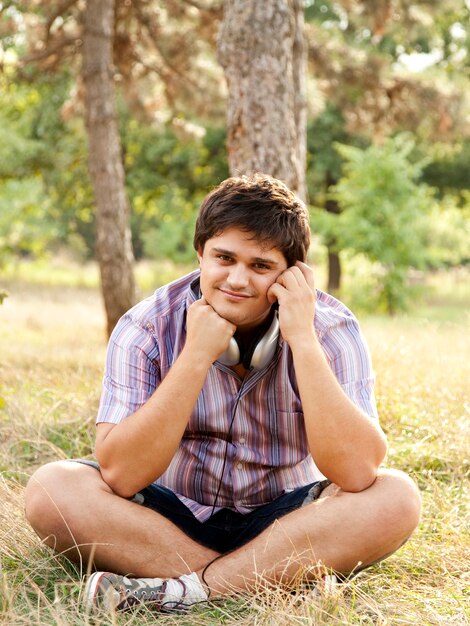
<box><xmin>117</xmin><ymin>581</ymin><xmax>166</xmax><ymax>609</ymax></box>
<box><xmin>115</xmin><ymin>576</ymin><xmax>197</xmax><ymax>612</ymax></box>
<box><xmin>161</xmin><ymin>578</ymin><xmax>188</xmax><ymax>610</ymax></box>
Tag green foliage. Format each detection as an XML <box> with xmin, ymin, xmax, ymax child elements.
<box><xmin>306</xmin><ymin>105</ymin><xmax>370</xmax><ymax>226</ymax></box>
<box><xmin>0</xmin><ymin>71</ymin><xmax>77</xmax><ymax>263</ymax></box>
<box><xmin>140</xmin><ymin>189</ymin><xmax>198</xmax><ymax>264</ymax></box>
<box><xmin>307</xmin><ymin>106</ymin><xmax>364</xmax><ymax>197</ymax></box>
<box><xmin>0</xmin><ymin>68</ymin><xmax>229</xmax><ymax>263</ymax></box>
<box><xmin>424</xmin><ymin>194</ymin><xmax>470</xmax><ymax>268</ymax></box>
<box><xmin>121</xmin><ymin>116</ymin><xmax>228</xmax><ymax>262</ymax></box>
<box><xmin>304</xmin><ymin>0</ymin><xmax>339</xmax><ymax>24</ymax></box>
<box><xmin>0</xmin><ymin>73</ymin><xmax>51</xmax><ymax>178</ymax></box>
<box><xmin>305</xmin><ymin>0</ymin><xmax>470</xmax><ymax>69</ymax></box>
<box><xmin>0</xmin><ymin>178</ymin><xmax>57</xmax><ymax>261</ymax></box>
<box><xmin>422</xmin><ymin>140</ymin><xmax>470</xmax><ymax>197</ymax></box>
<box><xmin>312</xmin><ymin>134</ymin><xmax>434</xmax><ymax>314</ymax></box>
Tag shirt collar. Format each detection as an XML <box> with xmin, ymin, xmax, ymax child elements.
<box><xmin>186</xmin><ymin>271</ymin><xmax>201</xmax><ymax>309</ymax></box>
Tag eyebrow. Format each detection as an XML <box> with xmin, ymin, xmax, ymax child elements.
<box><xmin>212</xmin><ymin>247</ymin><xmax>280</xmax><ymax>266</ymax></box>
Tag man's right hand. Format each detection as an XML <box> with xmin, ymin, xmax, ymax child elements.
<box><xmin>185</xmin><ymin>296</ymin><xmax>236</xmax><ymax>365</ymax></box>
<box><xmin>95</xmin><ymin>295</ymin><xmax>236</xmax><ymax>497</ymax></box>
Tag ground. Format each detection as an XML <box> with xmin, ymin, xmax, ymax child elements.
<box><xmin>0</xmin><ymin>262</ymin><xmax>469</xmax><ymax>625</ymax></box>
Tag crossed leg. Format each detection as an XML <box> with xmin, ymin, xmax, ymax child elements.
<box><xmin>25</xmin><ymin>461</ymin><xmax>421</xmax><ymax>595</ymax></box>
<box><xmin>25</xmin><ymin>461</ymin><xmax>218</xmax><ymax>577</ymax></box>
<box><xmin>199</xmin><ymin>473</ymin><xmax>421</xmax><ymax>595</ymax></box>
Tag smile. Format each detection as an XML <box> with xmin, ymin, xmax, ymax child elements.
<box><xmin>219</xmin><ymin>288</ymin><xmax>252</xmax><ymax>301</ymax></box>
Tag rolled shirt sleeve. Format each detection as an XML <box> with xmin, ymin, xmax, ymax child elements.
<box><xmin>96</xmin><ymin>313</ymin><xmax>161</xmax><ymax>425</ymax></box>
<box><xmin>315</xmin><ymin>292</ymin><xmax>378</xmax><ymax>419</ymax></box>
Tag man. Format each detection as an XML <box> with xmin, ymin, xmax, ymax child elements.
<box><xmin>25</xmin><ymin>174</ymin><xmax>421</xmax><ymax>613</ymax></box>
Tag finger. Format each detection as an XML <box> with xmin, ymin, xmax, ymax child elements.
<box><xmin>295</xmin><ymin>261</ymin><xmax>315</xmax><ymax>289</ymax></box>
<box><xmin>267</xmin><ymin>282</ymin><xmax>286</xmax><ymax>303</ymax></box>
<box><xmin>191</xmin><ymin>295</ymin><xmax>206</xmax><ymax>309</ymax></box>
<box><xmin>276</xmin><ymin>266</ymin><xmax>304</xmax><ymax>290</ymax></box>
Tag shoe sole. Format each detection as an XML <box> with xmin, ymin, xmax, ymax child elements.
<box><xmin>82</xmin><ymin>571</ymin><xmax>112</xmax><ymax>612</ymax></box>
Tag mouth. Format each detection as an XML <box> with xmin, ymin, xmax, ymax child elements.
<box><xmin>219</xmin><ymin>288</ymin><xmax>252</xmax><ymax>302</ymax></box>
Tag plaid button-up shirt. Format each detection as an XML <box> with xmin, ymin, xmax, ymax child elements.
<box><xmin>97</xmin><ymin>270</ymin><xmax>378</xmax><ymax>521</ymax></box>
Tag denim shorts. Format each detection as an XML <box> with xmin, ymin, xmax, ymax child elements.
<box><xmin>72</xmin><ymin>459</ymin><xmax>330</xmax><ymax>553</ymax></box>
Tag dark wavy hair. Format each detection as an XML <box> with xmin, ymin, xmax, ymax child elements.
<box><xmin>193</xmin><ymin>174</ymin><xmax>310</xmax><ymax>266</ymax></box>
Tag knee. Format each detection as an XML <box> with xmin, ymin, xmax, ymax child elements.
<box><xmin>376</xmin><ymin>468</ymin><xmax>422</xmax><ymax>539</ymax></box>
<box><xmin>25</xmin><ymin>460</ymin><xmax>87</xmax><ymax>541</ymax></box>
<box><xmin>25</xmin><ymin>461</ymin><xmax>65</xmax><ymax>536</ymax></box>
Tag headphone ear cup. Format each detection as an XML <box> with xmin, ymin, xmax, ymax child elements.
<box><xmin>217</xmin><ymin>337</ymin><xmax>240</xmax><ymax>367</ymax></box>
<box><xmin>249</xmin><ymin>312</ymin><xmax>280</xmax><ymax>370</ymax></box>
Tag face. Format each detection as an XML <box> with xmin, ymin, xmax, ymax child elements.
<box><xmin>197</xmin><ymin>228</ymin><xmax>288</xmax><ymax>330</ymax></box>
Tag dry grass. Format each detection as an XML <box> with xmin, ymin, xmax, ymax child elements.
<box><xmin>0</xmin><ymin>270</ymin><xmax>469</xmax><ymax>625</ymax></box>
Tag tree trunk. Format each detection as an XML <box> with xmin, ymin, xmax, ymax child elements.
<box><xmin>325</xmin><ymin>196</ymin><xmax>342</xmax><ymax>293</ymax></box>
<box><xmin>218</xmin><ymin>0</ymin><xmax>307</xmax><ymax>201</ymax></box>
<box><xmin>83</xmin><ymin>0</ymin><xmax>136</xmax><ymax>337</ymax></box>
<box><xmin>325</xmin><ymin>172</ymin><xmax>341</xmax><ymax>292</ymax></box>
<box><xmin>327</xmin><ymin>245</ymin><xmax>341</xmax><ymax>293</ymax></box>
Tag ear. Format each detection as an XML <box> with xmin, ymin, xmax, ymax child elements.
<box><xmin>197</xmin><ymin>245</ymin><xmax>203</xmax><ymax>265</ymax></box>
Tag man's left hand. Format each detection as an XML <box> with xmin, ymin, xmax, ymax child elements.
<box><xmin>267</xmin><ymin>261</ymin><xmax>317</xmax><ymax>346</ymax></box>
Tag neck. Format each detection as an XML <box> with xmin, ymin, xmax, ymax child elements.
<box><xmin>235</xmin><ymin>309</ymin><xmax>274</xmax><ymax>341</ymax></box>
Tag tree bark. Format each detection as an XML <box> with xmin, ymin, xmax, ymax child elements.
<box><xmin>83</xmin><ymin>0</ymin><xmax>136</xmax><ymax>337</ymax></box>
<box><xmin>325</xmin><ymin>172</ymin><xmax>341</xmax><ymax>293</ymax></box>
<box><xmin>327</xmin><ymin>242</ymin><xmax>341</xmax><ymax>293</ymax></box>
<box><xmin>218</xmin><ymin>0</ymin><xmax>307</xmax><ymax>201</ymax></box>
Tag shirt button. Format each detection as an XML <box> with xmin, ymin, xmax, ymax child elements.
<box><xmin>239</xmin><ymin>437</ymin><xmax>246</xmax><ymax>444</ymax></box>
<box><xmin>237</xmin><ymin>463</ymin><xmax>243</xmax><ymax>470</ymax></box>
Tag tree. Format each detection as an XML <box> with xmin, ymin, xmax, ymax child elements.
<box><xmin>7</xmin><ymin>0</ymin><xmax>225</xmax><ymax>334</ymax></box>
<box><xmin>0</xmin><ymin>74</ymin><xmax>59</xmax><ymax>263</ymax></box>
<box><xmin>306</xmin><ymin>105</ymin><xmax>368</xmax><ymax>292</ymax></box>
<box><xmin>5</xmin><ymin>0</ymin><xmax>470</xmax><ymax>312</ymax></box>
<box><xmin>83</xmin><ymin>0</ymin><xmax>136</xmax><ymax>336</ymax></box>
<box><xmin>305</xmin><ymin>0</ymin><xmax>470</xmax><ymax>290</ymax></box>
<box><xmin>315</xmin><ymin>134</ymin><xmax>433</xmax><ymax>314</ymax></box>
<box><xmin>218</xmin><ymin>0</ymin><xmax>307</xmax><ymax>200</ymax></box>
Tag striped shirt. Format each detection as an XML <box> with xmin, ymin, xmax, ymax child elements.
<box><xmin>97</xmin><ymin>270</ymin><xmax>378</xmax><ymax>521</ymax></box>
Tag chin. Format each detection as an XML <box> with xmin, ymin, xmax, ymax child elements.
<box><xmin>213</xmin><ymin>305</ymin><xmax>244</xmax><ymax>326</ymax></box>
<box><xmin>225</xmin><ymin>307</ymin><xmax>269</xmax><ymax>329</ymax></box>
<box><xmin>209</xmin><ymin>303</ymin><xmax>246</xmax><ymax>327</ymax></box>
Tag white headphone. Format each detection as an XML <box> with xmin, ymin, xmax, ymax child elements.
<box><xmin>190</xmin><ymin>277</ymin><xmax>280</xmax><ymax>371</ymax></box>
<box><xmin>217</xmin><ymin>311</ymin><xmax>280</xmax><ymax>370</ymax></box>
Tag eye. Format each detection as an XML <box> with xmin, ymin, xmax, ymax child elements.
<box><xmin>253</xmin><ymin>263</ymin><xmax>270</xmax><ymax>271</ymax></box>
<box><xmin>217</xmin><ymin>254</ymin><xmax>232</xmax><ymax>262</ymax></box>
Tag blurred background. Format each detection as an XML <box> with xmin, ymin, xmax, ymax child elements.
<box><xmin>1</xmin><ymin>5</ymin><xmax>469</xmax><ymax>624</ymax></box>
<box><xmin>1</xmin><ymin>0</ymin><xmax>469</xmax><ymax>329</ymax></box>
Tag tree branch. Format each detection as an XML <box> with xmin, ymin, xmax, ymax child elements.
<box><xmin>45</xmin><ymin>0</ymin><xmax>80</xmax><ymax>41</ymax></box>
<box><xmin>179</xmin><ymin>0</ymin><xmax>223</xmax><ymax>17</ymax></box>
<box><xmin>132</xmin><ymin>3</ymin><xmax>198</xmax><ymax>88</ymax></box>
<box><xmin>21</xmin><ymin>33</ymin><xmax>79</xmax><ymax>65</ymax></box>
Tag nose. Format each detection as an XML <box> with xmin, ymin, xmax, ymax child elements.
<box><xmin>227</xmin><ymin>264</ymin><xmax>249</xmax><ymax>290</ymax></box>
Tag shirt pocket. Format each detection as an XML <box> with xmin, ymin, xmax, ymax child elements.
<box><xmin>270</xmin><ymin>411</ymin><xmax>309</xmax><ymax>466</ymax></box>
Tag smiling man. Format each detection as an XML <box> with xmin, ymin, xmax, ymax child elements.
<box><xmin>25</xmin><ymin>174</ymin><xmax>421</xmax><ymax>613</ymax></box>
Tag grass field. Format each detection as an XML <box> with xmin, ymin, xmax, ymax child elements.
<box><xmin>0</xmin><ymin>263</ymin><xmax>469</xmax><ymax>625</ymax></box>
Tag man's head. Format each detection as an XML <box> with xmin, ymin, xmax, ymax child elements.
<box><xmin>193</xmin><ymin>174</ymin><xmax>310</xmax><ymax>267</ymax></box>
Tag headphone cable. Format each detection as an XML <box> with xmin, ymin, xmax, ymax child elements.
<box><xmin>208</xmin><ymin>387</ymin><xmax>244</xmax><ymax>520</ymax></box>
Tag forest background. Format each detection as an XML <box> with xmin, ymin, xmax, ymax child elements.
<box><xmin>0</xmin><ymin>1</ymin><xmax>469</xmax><ymax>625</ymax></box>
<box><xmin>1</xmin><ymin>0</ymin><xmax>470</xmax><ymax>317</ymax></box>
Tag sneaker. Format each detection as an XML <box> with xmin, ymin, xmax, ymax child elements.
<box><xmin>323</xmin><ymin>573</ymin><xmax>337</xmax><ymax>596</ymax></box>
<box><xmin>311</xmin><ymin>573</ymin><xmax>338</xmax><ymax>598</ymax></box>
<box><xmin>82</xmin><ymin>571</ymin><xmax>208</xmax><ymax>612</ymax></box>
